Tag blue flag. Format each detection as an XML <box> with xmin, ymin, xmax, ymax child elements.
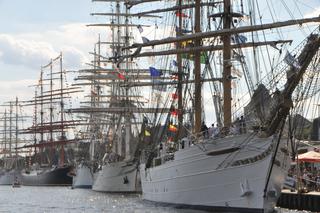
<box><xmin>232</xmin><ymin>35</ymin><xmax>247</xmax><ymax>44</ymax></box>
<box><xmin>149</xmin><ymin>67</ymin><xmax>162</xmax><ymax>77</ymax></box>
<box><xmin>172</xmin><ymin>60</ymin><xmax>178</xmax><ymax>67</ymax></box>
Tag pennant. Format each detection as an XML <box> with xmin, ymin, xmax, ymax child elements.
<box><xmin>181</xmin><ymin>40</ymin><xmax>193</xmax><ymax>48</ymax></box>
<box><xmin>142</xmin><ymin>37</ymin><xmax>150</xmax><ymax>43</ymax></box>
<box><xmin>149</xmin><ymin>67</ymin><xmax>162</xmax><ymax>77</ymax></box>
<box><xmin>170</xmin><ymin>110</ymin><xmax>178</xmax><ymax>116</ymax></box>
<box><xmin>170</xmin><ymin>106</ymin><xmax>178</xmax><ymax>116</ymax></box>
<box><xmin>181</xmin><ymin>52</ymin><xmax>208</xmax><ymax>64</ymax></box>
<box><xmin>175</xmin><ymin>11</ymin><xmax>189</xmax><ymax>18</ymax></box>
<box><xmin>137</xmin><ymin>25</ymin><xmax>143</xmax><ymax>33</ymax></box>
<box><xmin>172</xmin><ymin>93</ymin><xmax>178</xmax><ymax>100</ymax></box>
<box><xmin>172</xmin><ymin>60</ymin><xmax>178</xmax><ymax>67</ymax></box>
<box><xmin>145</xmin><ymin>130</ymin><xmax>151</xmax><ymax>137</ymax></box>
<box><xmin>232</xmin><ymin>35</ymin><xmax>247</xmax><ymax>44</ymax></box>
<box><xmin>117</xmin><ymin>72</ymin><xmax>126</xmax><ymax>80</ymax></box>
<box><xmin>169</xmin><ymin>124</ymin><xmax>178</xmax><ymax>132</ymax></box>
<box><xmin>170</xmin><ymin>74</ymin><xmax>178</xmax><ymax>80</ymax></box>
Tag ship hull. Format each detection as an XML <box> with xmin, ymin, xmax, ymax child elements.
<box><xmin>140</xmin><ymin>134</ymin><xmax>290</xmax><ymax>213</ymax></box>
<box><xmin>0</xmin><ymin>170</ymin><xmax>21</xmax><ymax>185</ymax></box>
<box><xmin>21</xmin><ymin>166</ymin><xmax>73</xmax><ymax>186</ymax></box>
<box><xmin>92</xmin><ymin>161</ymin><xmax>141</xmax><ymax>193</ymax></box>
<box><xmin>72</xmin><ymin>164</ymin><xmax>93</xmax><ymax>189</ymax></box>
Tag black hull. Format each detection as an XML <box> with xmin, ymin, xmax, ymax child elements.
<box><xmin>21</xmin><ymin>166</ymin><xmax>73</xmax><ymax>186</ymax></box>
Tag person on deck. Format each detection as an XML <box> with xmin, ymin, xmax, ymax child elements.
<box><xmin>201</xmin><ymin>122</ymin><xmax>209</xmax><ymax>138</ymax></box>
<box><xmin>239</xmin><ymin>116</ymin><xmax>246</xmax><ymax>134</ymax></box>
<box><xmin>208</xmin><ymin>124</ymin><xmax>214</xmax><ymax>138</ymax></box>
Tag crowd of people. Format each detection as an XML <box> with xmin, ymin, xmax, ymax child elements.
<box><xmin>288</xmin><ymin>166</ymin><xmax>320</xmax><ymax>192</ymax></box>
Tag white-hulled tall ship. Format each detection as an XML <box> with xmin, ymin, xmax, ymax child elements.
<box><xmin>70</xmin><ymin>0</ymin><xmax>168</xmax><ymax>192</ymax></box>
<box><xmin>116</xmin><ymin>0</ymin><xmax>320</xmax><ymax>212</ymax></box>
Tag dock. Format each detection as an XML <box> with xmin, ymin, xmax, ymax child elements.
<box><xmin>277</xmin><ymin>189</ymin><xmax>320</xmax><ymax>212</ymax></box>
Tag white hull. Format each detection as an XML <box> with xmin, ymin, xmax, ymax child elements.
<box><xmin>92</xmin><ymin>161</ymin><xmax>141</xmax><ymax>192</ymax></box>
<box><xmin>72</xmin><ymin>164</ymin><xmax>93</xmax><ymax>189</ymax></box>
<box><xmin>140</xmin><ymin>133</ymin><xmax>291</xmax><ymax>212</ymax></box>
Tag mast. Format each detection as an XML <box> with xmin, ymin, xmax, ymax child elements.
<box><xmin>3</xmin><ymin>109</ymin><xmax>7</xmax><ymax>158</ymax></box>
<box><xmin>124</xmin><ymin>2</ymin><xmax>131</xmax><ymax>160</ymax></box>
<box><xmin>194</xmin><ymin>0</ymin><xmax>201</xmax><ymax>133</ymax></box>
<box><xmin>176</xmin><ymin>0</ymin><xmax>183</xmax><ymax>139</ymax></box>
<box><xmin>9</xmin><ymin>102</ymin><xmax>12</xmax><ymax>157</ymax></box>
<box><xmin>15</xmin><ymin>97</ymin><xmax>18</xmax><ymax>157</ymax></box>
<box><xmin>50</xmin><ymin>60</ymin><xmax>54</xmax><ymax>143</ymax></box>
<box><xmin>59</xmin><ymin>53</ymin><xmax>65</xmax><ymax>166</ymax></box>
<box><xmin>222</xmin><ymin>0</ymin><xmax>232</xmax><ymax>128</ymax></box>
<box><xmin>40</xmin><ymin>68</ymin><xmax>44</xmax><ymax>165</ymax></box>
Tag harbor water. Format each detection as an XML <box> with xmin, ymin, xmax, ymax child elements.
<box><xmin>0</xmin><ymin>186</ymin><xmax>309</xmax><ymax>213</ymax></box>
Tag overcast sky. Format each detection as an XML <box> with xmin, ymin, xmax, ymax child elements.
<box><xmin>0</xmin><ymin>0</ymin><xmax>319</xmax><ymax>111</ymax></box>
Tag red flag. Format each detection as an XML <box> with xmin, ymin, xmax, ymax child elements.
<box><xmin>170</xmin><ymin>110</ymin><xmax>178</xmax><ymax>116</ymax></box>
<box><xmin>175</xmin><ymin>11</ymin><xmax>189</xmax><ymax>18</ymax></box>
<box><xmin>168</xmin><ymin>137</ymin><xmax>174</xmax><ymax>142</ymax></box>
<box><xmin>172</xmin><ymin>93</ymin><xmax>178</xmax><ymax>100</ymax></box>
<box><xmin>170</xmin><ymin>74</ymin><xmax>178</xmax><ymax>80</ymax></box>
<box><xmin>118</xmin><ymin>73</ymin><xmax>126</xmax><ymax>80</ymax></box>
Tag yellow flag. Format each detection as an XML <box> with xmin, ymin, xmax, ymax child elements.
<box><xmin>145</xmin><ymin>130</ymin><xmax>151</xmax><ymax>137</ymax></box>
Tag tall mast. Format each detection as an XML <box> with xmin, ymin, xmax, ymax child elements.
<box><xmin>176</xmin><ymin>0</ymin><xmax>183</xmax><ymax>139</ymax></box>
<box><xmin>4</xmin><ymin>109</ymin><xmax>7</xmax><ymax>158</ymax></box>
<box><xmin>124</xmin><ymin>3</ymin><xmax>131</xmax><ymax>160</ymax></box>
<box><xmin>40</xmin><ymin>69</ymin><xmax>44</xmax><ymax>144</ymax></box>
<box><xmin>50</xmin><ymin>60</ymin><xmax>53</xmax><ymax>143</ymax></box>
<box><xmin>9</xmin><ymin>102</ymin><xmax>12</xmax><ymax>157</ymax></box>
<box><xmin>194</xmin><ymin>0</ymin><xmax>201</xmax><ymax>133</ymax></box>
<box><xmin>15</xmin><ymin>97</ymin><xmax>18</xmax><ymax>157</ymax></box>
<box><xmin>222</xmin><ymin>0</ymin><xmax>232</xmax><ymax>128</ymax></box>
<box><xmin>40</xmin><ymin>68</ymin><xmax>44</xmax><ymax>165</ymax></box>
<box><xmin>59</xmin><ymin>53</ymin><xmax>65</xmax><ymax>166</ymax></box>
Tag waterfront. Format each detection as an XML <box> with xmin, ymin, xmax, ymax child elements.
<box><xmin>0</xmin><ymin>186</ymin><xmax>309</xmax><ymax>213</ymax></box>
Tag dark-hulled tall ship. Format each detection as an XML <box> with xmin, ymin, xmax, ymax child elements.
<box><xmin>18</xmin><ymin>53</ymin><xmax>82</xmax><ymax>186</ymax></box>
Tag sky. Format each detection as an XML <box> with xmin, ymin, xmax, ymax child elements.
<box><xmin>0</xmin><ymin>0</ymin><xmax>99</xmax><ymax>102</ymax></box>
<box><xmin>0</xmin><ymin>0</ymin><xmax>319</xmax><ymax>124</ymax></box>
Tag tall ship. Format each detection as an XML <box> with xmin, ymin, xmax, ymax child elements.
<box><xmin>18</xmin><ymin>54</ymin><xmax>82</xmax><ymax>186</ymax></box>
<box><xmin>71</xmin><ymin>41</ymin><xmax>104</xmax><ymax>189</ymax></box>
<box><xmin>70</xmin><ymin>0</ymin><xmax>166</xmax><ymax>192</ymax></box>
<box><xmin>0</xmin><ymin>98</ymin><xmax>27</xmax><ymax>185</ymax></box>
<box><xmin>112</xmin><ymin>0</ymin><xmax>320</xmax><ymax>212</ymax></box>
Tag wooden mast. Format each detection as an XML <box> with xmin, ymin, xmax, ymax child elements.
<box><xmin>4</xmin><ymin>109</ymin><xmax>7</xmax><ymax>158</ymax></box>
<box><xmin>222</xmin><ymin>0</ymin><xmax>232</xmax><ymax>128</ymax></box>
<box><xmin>176</xmin><ymin>0</ymin><xmax>183</xmax><ymax>139</ymax></box>
<box><xmin>59</xmin><ymin>53</ymin><xmax>65</xmax><ymax>166</ymax></box>
<box><xmin>40</xmin><ymin>68</ymin><xmax>44</xmax><ymax>165</ymax></box>
<box><xmin>9</xmin><ymin>102</ymin><xmax>12</xmax><ymax>157</ymax></box>
<box><xmin>194</xmin><ymin>0</ymin><xmax>201</xmax><ymax>133</ymax></box>
<box><xmin>15</xmin><ymin>97</ymin><xmax>18</xmax><ymax>157</ymax></box>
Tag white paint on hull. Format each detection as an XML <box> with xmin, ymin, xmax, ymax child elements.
<box><xmin>140</xmin><ymin>134</ymin><xmax>290</xmax><ymax>212</ymax></box>
<box><xmin>72</xmin><ymin>164</ymin><xmax>93</xmax><ymax>188</ymax></box>
<box><xmin>92</xmin><ymin>161</ymin><xmax>141</xmax><ymax>192</ymax></box>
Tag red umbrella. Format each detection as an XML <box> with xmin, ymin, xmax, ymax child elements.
<box><xmin>297</xmin><ymin>151</ymin><xmax>320</xmax><ymax>163</ymax></box>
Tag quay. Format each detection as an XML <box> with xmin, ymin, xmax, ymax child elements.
<box><xmin>277</xmin><ymin>189</ymin><xmax>320</xmax><ymax>212</ymax></box>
